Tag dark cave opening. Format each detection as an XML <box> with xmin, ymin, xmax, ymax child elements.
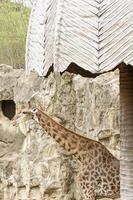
<box><xmin>1</xmin><ymin>100</ymin><xmax>16</xmax><ymax>120</ymax></box>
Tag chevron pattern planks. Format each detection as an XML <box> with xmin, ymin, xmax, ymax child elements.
<box><xmin>99</xmin><ymin>0</ymin><xmax>133</xmax><ymax>72</ymax></box>
<box><xmin>26</xmin><ymin>0</ymin><xmax>133</xmax><ymax>75</ymax></box>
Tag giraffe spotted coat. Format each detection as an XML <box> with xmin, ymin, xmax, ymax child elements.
<box><xmin>13</xmin><ymin>107</ymin><xmax>120</xmax><ymax>200</ymax></box>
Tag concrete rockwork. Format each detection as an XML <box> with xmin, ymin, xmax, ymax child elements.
<box><xmin>0</xmin><ymin>64</ymin><xmax>120</xmax><ymax>200</ymax></box>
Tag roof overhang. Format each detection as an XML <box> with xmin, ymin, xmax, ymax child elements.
<box><xmin>26</xmin><ymin>0</ymin><xmax>133</xmax><ymax>76</ymax></box>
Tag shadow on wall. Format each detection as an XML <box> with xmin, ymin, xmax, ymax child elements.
<box><xmin>45</xmin><ymin>63</ymin><xmax>99</xmax><ymax>78</ymax></box>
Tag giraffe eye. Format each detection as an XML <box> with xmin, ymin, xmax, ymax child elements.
<box><xmin>22</xmin><ymin>111</ymin><xmax>27</xmax><ymax>114</ymax></box>
<box><xmin>32</xmin><ymin>108</ymin><xmax>37</xmax><ymax>113</ymax></box>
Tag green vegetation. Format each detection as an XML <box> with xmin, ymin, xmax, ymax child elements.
<box><xmin>0</xmin><ymin>1</ymin><xmax>30</xmax><ymax>68</ymax></box>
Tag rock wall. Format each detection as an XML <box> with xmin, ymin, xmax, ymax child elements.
<box><xmin>0</xmin><ymin>64</ymin><xmax>120</xmax><ymax>200</ymax></box>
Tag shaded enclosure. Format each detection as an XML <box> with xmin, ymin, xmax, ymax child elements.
<box><xmin>0</xmin><ymin>0</ymin><xmax>133</xmax><ymax>199</ymax></box>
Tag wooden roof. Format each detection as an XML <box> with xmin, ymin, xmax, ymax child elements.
<box><xmin>26</xmin><ymin>0</ymin><xmax>133</xmax><ymax>76</ymax></box>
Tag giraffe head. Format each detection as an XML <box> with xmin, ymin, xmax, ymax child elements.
<box><xmin>12</xmin><ymin>103</ymin><xmax>38</xmax><ymax>126</ymax></box>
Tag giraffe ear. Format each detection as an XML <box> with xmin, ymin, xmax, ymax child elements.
<box><xmin>27</xmin><ymin>101</ymin><xmax>31</xmax><ymax>109</ymax></box>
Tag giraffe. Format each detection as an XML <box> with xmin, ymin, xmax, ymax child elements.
<box><xmin>13</xmin><ymin>107</ymin><xmax>120</xmax><ymax>200</ymax></box>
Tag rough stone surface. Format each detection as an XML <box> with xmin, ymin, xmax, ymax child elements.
<box><xmin>0</xmin><ymin>65</ymin><xmax>120</xmax><ymax>200</ymax></box>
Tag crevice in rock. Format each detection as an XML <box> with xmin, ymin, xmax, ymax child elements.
<box><xmin>1</xmin><ymin>100</ymin><xmax>16</xmax><ymax>120</ymax></box>
<box><xmin>0</xmin><ymin>140</ymin><xmax>8</xmax><ymax>144</ymax></box>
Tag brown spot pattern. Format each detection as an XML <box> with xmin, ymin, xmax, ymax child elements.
<box><xmin>35</xmin><ymin>110</ymin><xmax>120</xmax><ymax>199</ymax></box>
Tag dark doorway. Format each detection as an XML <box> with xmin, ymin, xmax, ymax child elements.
<box><xmin>1</xmin><ymin>100</ymin><xmax>16</xmax><ymax>120</ymax></box>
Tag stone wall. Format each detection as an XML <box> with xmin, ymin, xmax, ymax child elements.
<box><xmin>0</xmin><ymin>64</ymin><xmax>120</xmax><ymax>200</ymax></box>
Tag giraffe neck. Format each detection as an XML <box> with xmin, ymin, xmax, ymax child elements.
<box><xmin>35</xmin><ymin>109</ymin><xmax>89</xmax><ymax>158</ymax></box>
